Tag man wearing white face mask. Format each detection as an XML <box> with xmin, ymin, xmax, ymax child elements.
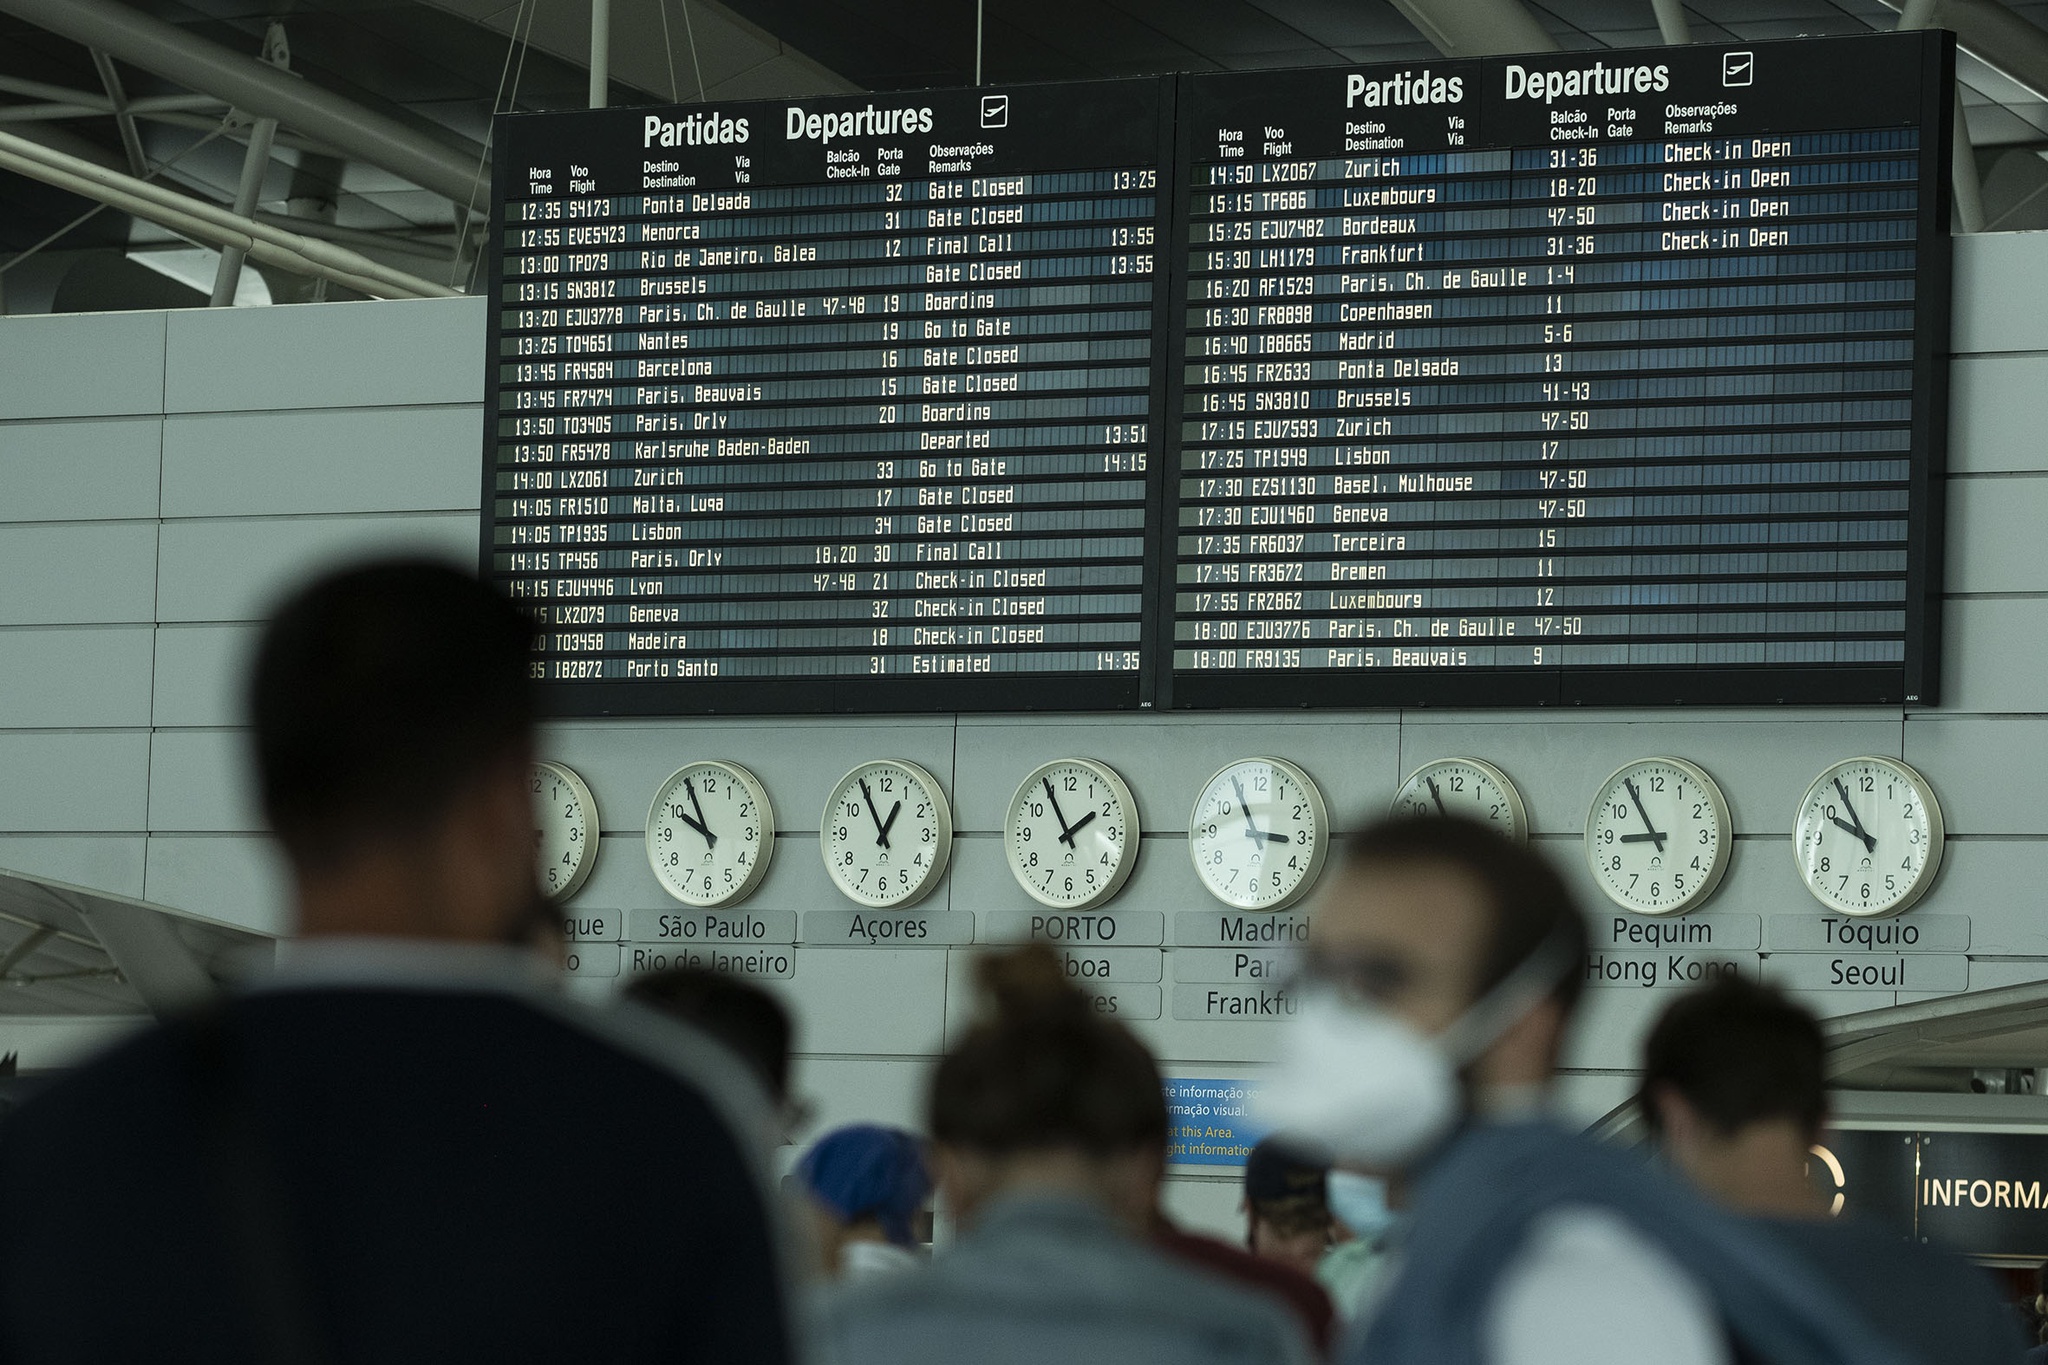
<box><xmin>1259</xmin><ymin>817</ymin><xmax>1916</xmax><ymax>1365</ymax></box>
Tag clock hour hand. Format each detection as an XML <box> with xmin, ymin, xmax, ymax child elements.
<box><xmin>1830</xmin><ymin>812</ymin><xmax>1876</xmax><ymax>853</ymax></box>
<box><xmin>1831</xmin><ymin>779</ymin><xmax>1876</xmax><ymax>853</ymax></box>
<box><xmin>1623</xmin><ymin>778</ymin><xmax>1666</xmax><ymax>854</ymax></box>
<box><xmin>1042</xmin><ymin>776</ymin><xmax>1079</xmax><ymax>848</ymax></box>
<box><xmin>858</xmin><ymin>777</ymin><xmax>892</xmax><ymax>850</ymax></box>
<box><xmin>877</xmin><ymin>799</ymin><xmax>903</xmax><ymax>846</ymax></box>
<box><xmin>682</xmin><ymin>777</ymin><xmax>717</xmax><ymax>850</ymax></box>
<box><xmin>1425</xmin><ymin>775</ymin><xmax>1448</xmax><ymax>818</ymax></box>
<box><xmin>1065</xmin><ymin>809</ymin><xmax>1098</xmax><ymax>841</ymax></box>
<box><xmin>1619</xmin><ymin>832</ymin><xmax>1663</xmax><ymax>844</ymax></box>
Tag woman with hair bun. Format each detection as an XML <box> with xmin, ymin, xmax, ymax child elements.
<box><xmin>813</xmin><ymin>945</ymin><xmax>1312</xmax><ymax>1365</ymax></box>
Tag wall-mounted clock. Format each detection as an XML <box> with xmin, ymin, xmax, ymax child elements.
<box><xmin>532</xmin><ymin>761</ymin><xmax>599</xmax><ymax>901</ymax></box>
<box><xmin>1188</xmin><ymin>757</ymin><xmax>1328</xmax><ymax>912</ymax></box>
<box><xmin>646</xmin><ymin>761</ymin><xmax>775</xmax><ymax>908</ymax></box>
<box><xmin>1391</xmin><ymin>757</ymin><xmax>1529</xmax><ymax>842</ymax></box>
<box><xmin>1585</xmin><ymin>757</ymin><xmax>1730</xmax><ymax>916</ymax></box>
<box><xmin>1005</xmin><ymin>758</ymin><xmax>1139</xmax><ymax>909</ymax></box>
<box><xmin>821</xmin><ymin>760</ymin><xmax>952</xmax><ymax>908</ymax></box>
<box><xmin>1794</xmin><ymin>757</ymin><xmax>1943</xmax><ymax>918</ymax></box>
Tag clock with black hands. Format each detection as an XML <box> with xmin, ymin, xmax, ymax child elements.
<box><xmin>821</xmin><ymin>760</ymin><xmax>952</xmax><ymax>908</ymax></box>
<box><xmin>1793</xmin><ymin>757</ymin><xmax>1943</xmax><ymax>918</ymax></box>
<box><xmin>1584</xmin><ymin>757</ymin><xmax>1731</xmax><ymax>916</ymax></box>
<box><xmin>1005</xmin><ymin>758</ymin><xmax>1140</xmax><ymax>909</ymax></box>
<box><xmin>647</xmin><ymin>761</ymin><xmax>775</xmax><ymax>907</ymax></box>
<box><xmin>1188</xmin><ymin>757</ymin><xmax>1328</xmax><ymax>912</ymax></box>
<box><xmin>1391</xmin><ymin>758</ymin><xmax>1529</xmax><ymax>842</ymax></box>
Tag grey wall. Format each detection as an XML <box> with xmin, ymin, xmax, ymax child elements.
<box><xmin>4</xmin><ymin>233</ymin><xmax>2047</xmax><ymax>1221</ymax></box>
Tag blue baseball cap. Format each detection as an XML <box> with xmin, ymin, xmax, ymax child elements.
<box><xmin>794</xmin><ymin>1125</ymin><xmax>930</xmax><ymax>1247</ymax></box>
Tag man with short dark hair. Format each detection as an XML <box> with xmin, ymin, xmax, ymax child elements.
<box><xmin>1261</xmin><ymin>815</ymin><xmax>1913</xmax><ymax>1365</ymax></box>
<box><xmin>0</xmin><ymin>560</ymin><xmax>794</xmax><ymax>1365</ymax></box>
<box><xmin>1641</xmin><ymin>976</ymin><xmax>2021</xmax><ymax>1365</ymax></box>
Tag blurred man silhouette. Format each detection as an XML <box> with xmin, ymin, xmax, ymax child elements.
<box><xmin>1641</xmin><ymin>976</ymin><xmax>2020</xmax><ymax>1365</ymax></box>
<box><xmin>0</xmin><ymin>560</ymin><xmax>793</xmax><ymax>1365</ymax></box>
<box><xmin>1260</xmin><ymin>816</ymin><xmax>1915</xmax><ymax>1365</ymax></box>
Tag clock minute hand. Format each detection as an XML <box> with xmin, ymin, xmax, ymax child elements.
<box><xmin>1623</xmin><ymin>777</ymin><xmax>1666</xmax><ymax>854</ymax></box>
<box><xmin>1425</xmin><ymin>775</ymin><xmax>1448</xmax><ymax>818</ymax></box>
<box><xmin>1230</xmin><ymin>776</ymin><xmax>1265</xmax><ymax>843</ymax></box>
<box><xmin>1832</xmin><ymin>779</ymin><xmax>1877</xmax><ymax>853</ymax></box>
<box><xmin>683</xmin><ymin>777</ymin><xmax>717</xmax><ymax>850</ymax></box>
<box><xmin>858</xmin><ymin>777</ymin><xmax>892</xmax><ymax>850</ymax></box>
<box><xmin>1042</xmin><ymin>777</ymin><xmax>1079</xmax><ymax>848</ymax></box>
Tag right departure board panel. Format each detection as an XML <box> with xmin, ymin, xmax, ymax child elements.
<box><xmin>1168</xmin><ymin>33</ymin><xmax>1951</xmax><ymax>709</ymax></box>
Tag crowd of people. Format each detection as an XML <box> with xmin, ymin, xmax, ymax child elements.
<box><xmin>0</xmin><ymin>558</ymin><xmax>2027</xmax><ymax>1364</ymax></box>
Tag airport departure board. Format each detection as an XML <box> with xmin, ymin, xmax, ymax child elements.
<box><xmin>1168</xmin><ymin>33</ymin><xmax>1950</xmax><ymax>708</ymax></box>
<box><xmin>485</xmin><ymin>79</ymin><xmax>1172</xmax><ymax>713</ymax></box>
<box><xmin>483</xmin><ymin>32</ymin><xmax>1951</xmax><ymax>714</ymax></box>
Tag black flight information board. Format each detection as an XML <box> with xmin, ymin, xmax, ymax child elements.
<box><xmin>486</xmin><ymin>79</ymin><xmax>1172</xmax><ymax>713</ymax></box>
<box><xmin>1169</xmin><ymin>33</ymin><xmax>1950</xmax><ymax>708</ymax></box>
<box><xmin>483</xmin><ymin>32</ymin><xmax>1951</xmax><ymax>714</ymax></box>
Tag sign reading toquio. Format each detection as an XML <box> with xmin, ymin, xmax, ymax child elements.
<box><xmin>1165</xmin><ymin>1077</ymin><xmax>1269</xmax><ymax>1167</ymax></box>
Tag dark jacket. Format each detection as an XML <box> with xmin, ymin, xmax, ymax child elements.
<box><xmin>0</xmin><ymin>942</ymin><xmax>794</xmax><ymax>1365</ymax></box>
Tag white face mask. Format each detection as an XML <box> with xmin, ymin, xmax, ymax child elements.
<box><xmin>1326</xmin><ymin>1170</ymin><xmax>1396</xmax><ymax>1241</ymax></box>
<box><xmin>1256</xmin><ymin>933</ymin><xmax>1576</xmax><ymax>1170</ymax></box>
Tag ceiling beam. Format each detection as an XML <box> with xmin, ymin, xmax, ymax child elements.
<box><xmin>0</xmin><ymin>0</ymin><xmax>488</xmax><ymax>208</ymax></box>
<box><xmin>70</xmin><ymin>900</ymin><xmax>215</xmax><ymax>1017</ymax></box>
<box><xmin>1389</xmin><ymin>0</ymin><xmax>1558</xmax><ymax>58</ymax></box>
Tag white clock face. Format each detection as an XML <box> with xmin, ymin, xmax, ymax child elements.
<box><xmin>1188</xmin><ymin>757</ymin><xmax>1328</xmax><ymax>911</ymax></box>
<box><xmin>1005</xmin><ymin>759</ymin><xmax>1140</xmax><ymax>909</ymax></box>
<box><xmin>646</xmin><ymin>761</ymin><xmax>775</xmax><ymax>908</ymax></box>
<box><xmin>1391</xmin><ymin>758</ymin><xmax>1529</xmax><ymax>842</ymax></box>
<box><xmin>1585</xmin><ymin>757</ymin><xmax>1730</xmax><ymax>916</ymax></box>
<box><xmin>532</xmin><ymin>761</ymin><xmax>599</xmax><ymax>902</ymax></box>
<box><xmin>1794</xmin><ymin>757</ymin><xmax>1943</xmax><ymax>918</ymax></box>
<box><xmin>821</xmin><ymin>760</ymin><xmax>952</xmax><ymax>908</ymax></box>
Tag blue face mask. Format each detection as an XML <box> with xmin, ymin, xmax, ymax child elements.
<box><xmin>1327</xmin><ymin>1170</ymin><xmax>1396</xmax><ymax>1241</ymax></box>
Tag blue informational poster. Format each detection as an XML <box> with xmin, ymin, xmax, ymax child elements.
<box><xmin>1165</xmin><ymin>1077</ymin><xmax>1269</xmax><ymax>1167</ymax></box>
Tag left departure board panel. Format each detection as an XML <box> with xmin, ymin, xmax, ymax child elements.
<box><xmin>485</xmin><ymin>80</ymin><xmax>1172</xmax><ymax>714</ymax></box>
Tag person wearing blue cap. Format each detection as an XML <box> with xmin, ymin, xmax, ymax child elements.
<box><xmin>796</xmin><ymin>1124</ymin><xmax>932</xmax><ymax>1282</ymax></box>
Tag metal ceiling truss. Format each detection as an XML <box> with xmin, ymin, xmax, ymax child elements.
<box><xmin>0</xmin><ymin>0</ymin><xmax>492</xmax><ymax>301</ymax></box>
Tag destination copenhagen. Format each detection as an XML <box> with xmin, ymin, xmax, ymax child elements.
<box><xmin>1169</xmin><ymin>45</ymin><xmax>1927</xmax><ymax>684</ymax></box>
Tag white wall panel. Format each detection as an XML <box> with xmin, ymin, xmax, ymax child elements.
<box><xmin>1951</xmin><ymin>229</ymin><xmax>2048</xmax><ymax>354</ymax></box>
<box><xmin>0</xmin><ymin>523</ymin><xmax>158</xmax><ymax>626</ymax></box>
<box><xmin>538</xmin><ymin>718</ymin><xmax>957</xmax><ymax>835</ymax></box>
<box><xmin>0</xmin><ymin>312</ymin><xmax>164</xmax><ymax>419</ymax></box>
<box><xmin>0</xmin><ymin>731</ymin><xmax>148</xmax><ymax>832</ymax></box>
<box><xmin>164</xmin><ymin>296</ymin><xmax>486</xmax><ymax>413</ymax></box>
<box><xmin>1903</xmin><ymin>717</ymin><xmax>2048</xmax><ymax>835</ymax></box>
<box><xmin>161</xmin><ymin>407</ymin><xmax>482</xmax><ymax>517</ymax></box>
<box><xmin>763</xmin><ymin>948</ymin><xmax>950</xmax><ymax>1055</ymax></box>
<box><xmin>953</xmin><ymin>713</ymin><xmax>1402</xmax><ymax>834</ymax></box>
<box><xmin>1939</xmin><ymin>598</ymin><xmax>2048</xmax><ymax>715</ymax></box>
<box><xmin>0</xmin><ymin>417</ymin><xmax>160</xmax><ymax>522</ymax></box>
<box><xmin>142</xmin><ymin>834</ymin><xmax>291</xmax><ymax>936</ymax></box>
<box><xmin>0</xmin><ymin>835</ymin><xmax>146</xmax><ymax>899</ymax></box>
<box><xmin>0</xmin><ymin>1017</ymin><xmax>147</xmax><ymax>1071</ymax></box>
<box><xmin>146</xmin><ymin>729</ymin><xmax>259</xmax><ymax>833</ymax></box>
<box><xmin>154</xmin><ymin>513</ymin><xmax>478</xmax><ymax>623</ymax></box>
<box><xmin>789</xmin><ymin>1055</ymin><xmax>929</xmax><ymax>1135</ymax></box>
<box><xmin>150</xmin><ymin>624</ymin><xmax>259</xmax><ymax>728</ymax></box>
<box><xmin>1399</xmin><ymin>715</ymin><xmax>1903</xmax><ymax>836</ymax></box>
<box><xmin>1945</xmin><ymin>476</ymin><xmax>2048</xmax><ymax>594</ymax></box>
<box><xmin>0</xmin><ymin>627</ymin><xmax>153</xmax><ymax>727</ymax></box>
<box><xmin>1949</xmin><ymin>357</ymin><xmax>2048</xmax><ymax>473</ymax></box>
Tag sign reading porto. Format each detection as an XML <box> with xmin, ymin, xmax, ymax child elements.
<box><xmin>485</xmin><ymin>80</ymin><xmax>1172</xmax><ymax>714</ymax></box>
<box><xmin>483</xmin><ymin>32</ymin><xmax>1951</xmax><ymax>715</ymax></box>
